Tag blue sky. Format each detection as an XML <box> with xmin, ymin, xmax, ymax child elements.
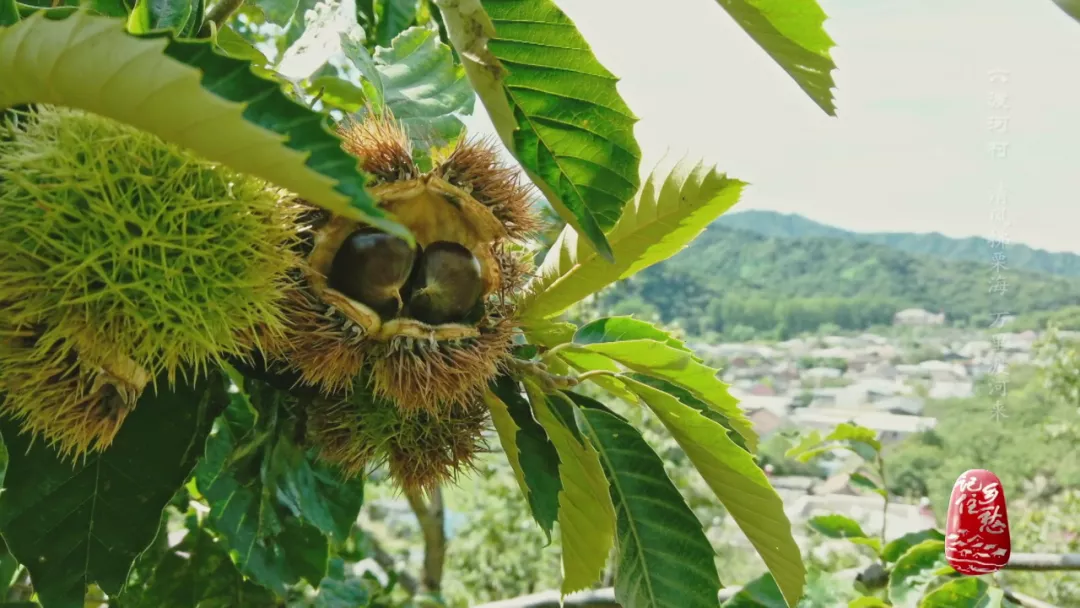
<box><xmin>462</xmin><ymin>0</ymin><xmax>1080</xmax><ymax>254</ymax></box>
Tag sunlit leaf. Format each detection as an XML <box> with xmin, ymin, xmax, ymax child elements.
<box><xmin>574</xmin><ymin>339</ymin><xmax>758</xmax><ymax>451</ymax></box>
<box><xmin>573</xmin><ymin>395</ymin><xmax>723</xmax><ymax>608</ymax></box>
<box><xmin>519</xmin><ymin>157</ymin><xmax>743</xmax><ymax>319</ymax></box>
<box><xmin>888</xmin><ymin>540</ymin><xmax>950</xmax><ymax>608</ymax></box>
<box><xmin>882</xmin><ymin>530</ymin><xmax>945</xmax><ymax>563</ymax></box>
<box><xmin>919</xmin><ymin>577</ymin><xmax>1002</xmax><ymax>608</ymax></box>
<box><xmin>623</xmin><ymin>377</ymin><xmax>803</xmax><ymax>608</ymax></box>
<box><xmin>523</xmin><ymin>380</ymin><xmax>615</xmax><ymax>596</ymax></box>
<box><xmin>0</xmin><ymin>11</ymin><xmax>409</xmax><ymax>241</ymax></box>
<box><xmin>574</xmin><ymin>316</ymin><xmax>694</xmax><ymax>354</ymax></box>
<box><xmin>709</xmin><ymin>0</ymin><xmax>837</xmax><ymax>115</ymax></box>
<box><xmin>723</xmin><ymin>572</ymin><xmax>787</xmax><ymax>608</ymax></box>
<box><xmin>436</xmin><ymin>0</ymin><xmax>642</xmax><ymax>260</ymax></box>
<box><xmin>0</xmin><ymin>373</ymin><xmax>229</xmax><ymax>607</ymax></box>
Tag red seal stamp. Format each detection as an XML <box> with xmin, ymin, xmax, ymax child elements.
<box><xmin>945</xmin><ymin>469</ymin><xmax>1011</xmax><ymax>575</ymax></box>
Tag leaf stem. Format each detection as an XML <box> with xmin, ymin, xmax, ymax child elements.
<box><xmin>198</xmin><ymin>0</ymin><xmax>245</xmax><ymax>37</ymax></box>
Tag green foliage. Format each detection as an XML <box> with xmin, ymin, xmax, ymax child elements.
<box><xmin>375</xmin><ymin>0</ymin><xmax>416</xmax><ymax>46</ymax></box>
<box><xmin>435</xmin><ymin>0</ymin><xmax>642</xmax><ymax>260</ymax></box>
<box><xmin>622</xmin><ymin>377</ymin><xmax>804</xmax><ymax>607</ymax></box>
<box><xmin>194</xmin><ymin>379</ymin><xmax>363</xmax><ymax>594</ymax></box>
<box><xmin>707</xmin><ymin>0</ymin><xmax>837</xmax><ymax>115</ymax></box>
<box><xmin>0</xmin><ymin>11</ymin><xmax>408</xmax><ymax>239</ymax></box>
<box><xmin>341</xmin><ymin>25</ymin><xmax>474</xmax><ymax>146</ymax></box>
<box><xmin>486</xmin><ymin>377</ymin><xmax>561</xmax><ymax>541</ymax></box>
<box><xmin>574</xmin><ymin>396</ymin><xmax>723</xmax><ymax>608</ymax></box>
<box><xmin>522</xmin><ymin>381</ymin><xmax>616</xmax><ymax>596</ymax></box>
<box><xmin>521</xmin><ymin>158</ymin><xmax>744</xmax><ymax>320</ymax></box>
<box><xmin>597</xmin><ymin>225</ymin><xmax>1080</xmax><ymax>336</ymax></box>
<box><xmin>0</xmin><ymin>372</ymin><xmax>230</xmax><ymax>607</ymax></box>
<box><xmin>887</xmin><ymin>541</ymin><xmax>950</xmax><ymax>607</ymax></box>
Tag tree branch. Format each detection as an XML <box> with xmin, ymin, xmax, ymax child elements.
<box><xmin>1005</xmin><ymin>553</ymin><xmax>1080</xmax><ymax>571</ymax></box>
<box><xmin>405</xmin><ymin>486</ymin><xmax>447</xmax><ymax>594</ymax></box>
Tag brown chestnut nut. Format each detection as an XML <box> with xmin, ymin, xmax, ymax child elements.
<box><xmin>328</xmin><ymin>228</ymin><xmax>417</xmax><ymax>320</ymax></box>
<box><xmin>403</xmin><ymin>241</ymin><xmax>484</xmax><ymax>325</ymax></box>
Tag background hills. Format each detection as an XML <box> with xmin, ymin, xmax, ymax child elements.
<box><xmin>591</xmin><ymin>211</ymin><xmax>1080</xmax><ymax>338</ymax></box>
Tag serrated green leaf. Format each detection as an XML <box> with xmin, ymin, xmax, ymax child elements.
<box><xmin>574</xmin><ymin>397</ymin><xmax>723</xmax><ymax>608</ymax></box>
<box><xmin>194</xmin><ymin>382</ymin><xmax>329</xmax><ymax>593</ymax></box>
<box><xmin>486</xmin><ymin>377</ymin><xmax>561</xmax><ymax>542</ymax></box>
<box><xmin>919</xmin><ymin>577</ymin><xmax>1001</xmax><ymax>608</ymax></box>
<box><xmin>375</xmin><ymin>0</ymin><xmax>416</xmax><ymax>46</ymax></box>
<box><xmin>523</xmin><ymin>380</ymin><xmax>615</xmax><ymax>596</ymax></box>
<box><xmin>626</xmin><ymin>374</ymin><xmax>751</xmax><ymax>453</ymax></box>
<box><xmin>0</xmin><ymin>373</ymin><xmax>229</xmax><ymax>608</ymax></box>
<box><xmin>519</xmin><ymin>157</ymin><xmax>743</xmax><ymax>320</ymax></box>
<box><xmin>574</xmin><ymin>339</ymin><xmax>758</xmax><ymax>452</ymax></box>
<box><xmin>573</xmin><ymin>316</ymin><xmax>694</xmax><ymax>354</ymax></box>
<box><xmin>436</xmin><ymin>0</ymin><xmax>641</xmax><ymax>260</ymax></box>
<box><xmin>888</xmin><ymin>540</ymin><xmax>949</xmax><ymax>608</ymax></box>
<box><xmin>622</xmin><ymin>378</ymin><xmax>803</xmax><ymax>608</ymax></box>
<box><xmin>709</xmin><ymin>0</ymin><xmax>837</xmax><ymax>115</ymax></box>
<box><xmin>272</xmin><ymin>442</ymin><xmax>365</xmax><ymax>540</ymax></box>
<box><xmin>343</xmin><ymin>25</ymin><xmax>474</xmax><ymax>147</ymax></box>
<box><xmin>125</xmin><ymin>526</ymin><xmax>278</xmax><ymax>607</ymax></box>
<box><xmin>559</xmin><ymin>350</ymin><xmax>638</xmax><ymax>404</ymax></box>
<box><xmin>723</xmin><ymin>572</ymin><xmax>787</xmax><ymax>608</ymax></box>
<box><xmin>882</xmin><ymin>530</ymin><xmax>945</xmax><ymax>563</ymax></box>
<box><xmin>0</xmin><ymin>11</ymin><xmax>409</xmax><ymax>242</ymax></box>
<box><xmin>849</xmin><ymin>598</ymin><xmax>891</xmax><ymax>608</ymax></box>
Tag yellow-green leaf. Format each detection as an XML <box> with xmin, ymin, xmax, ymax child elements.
<box><xmin>0</xmin><ymin>11</ymin><xmax>410</xmax><ymax>241</ymax></box>
<box><xmin>519</xmin><ymin>157</ymin><xmax>744</xmax><ymax>320</ymax></box>
<box><xmin>575</xmin><ymin>339</ymin><xmax>758</xmax><ymax>452</ymax></box>
<box><xmin>709</xmin><ymin>0</ymin><xmax>838</xmax><ymax>115</ymax></box>
<box><xmin>623</xmin><ymin>377</ymin><xmax>804</xmax><ymax>608</ymax></box>
<box><xmin>487</xmin><ymin>376</ymin><xmax>561</xmax><ymax>541</ymax></box>
<box><xmin>523</xmin><ymin>380</ymin><xmax>616</xmax><ymax>596</ymax></box>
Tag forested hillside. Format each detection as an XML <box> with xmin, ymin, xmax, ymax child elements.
<box><xmin>593</xmin><ymin>225</ymin><xmax>1080</xmax><ymax>337</ymax></box>
<box><xmin>719</xmin><ymin>210</ymin><xmax>1080</xmax><ymax>277</ymax></box>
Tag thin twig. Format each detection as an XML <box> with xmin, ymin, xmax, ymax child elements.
<box><xmin>197</xmin><ymin>0</ymin><xmax>245</xmax><ymax>37</ymax></box>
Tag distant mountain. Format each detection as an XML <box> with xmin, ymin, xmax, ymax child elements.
<box><xmin>594</xmin><ymin>224</ymin><xmax>1080</xmax><ymax>336</ymax></box>
<box><xmin>717</xmin><ymin>210</ymin><xmax>1080</xmax><ymax>277</ymax></box>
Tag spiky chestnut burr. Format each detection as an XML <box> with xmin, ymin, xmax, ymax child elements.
<box><xmin>0</xmin><ymin>106</ymin><xmax>301</xmax><ymax>455</ymax></box>
<box><xmin>271</xmin><ymin>111</ymin><xmax>541</xmax><ymax>429</ymax></box>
